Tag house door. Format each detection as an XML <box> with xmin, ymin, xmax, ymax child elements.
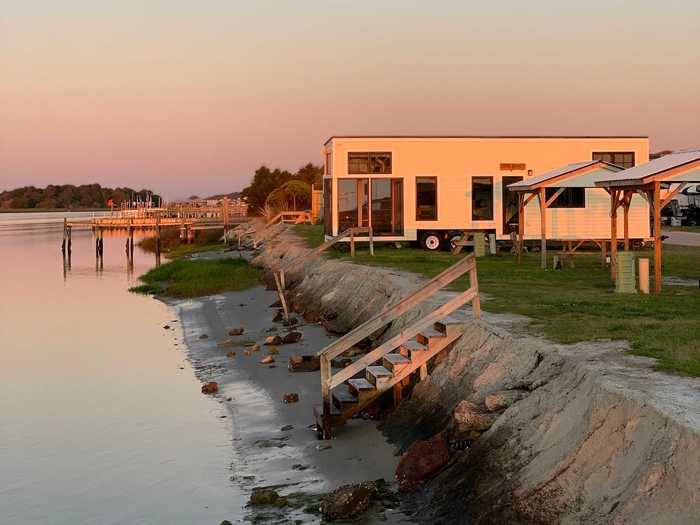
<box><xmin>502</xmin><ymin>176</ymin><xmax>523</xmax><ymax>234</ymax></box>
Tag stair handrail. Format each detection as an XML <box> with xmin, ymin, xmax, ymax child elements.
<box><xmin>317</xmin><ymin>254</ymin><xmax>477</xmax><ymax>361</ymax></box>
<box><xmin>317</xmin><ymin>253</ymin><xmax>480</xmax><ymax>438</ymax></box>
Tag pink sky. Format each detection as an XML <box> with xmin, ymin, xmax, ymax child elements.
<box><xmin>2</xmin><ymin>1</ymin><xmax>699</xmax><ymax>199</ymax></box>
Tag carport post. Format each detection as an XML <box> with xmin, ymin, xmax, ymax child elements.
<box><xmin>538</xmin><ymin>188</ymin><xmax>547</xmax><ymax>269</ymax></box>
<box><xmin>610</xmin><ymin>189</ymin><xmax>619</xmax><ymax>283</ymax></box>
<box><xmin>653</xmin><ymin>181</ymin><xmax>662</xmax><ymax>293</ymax></box>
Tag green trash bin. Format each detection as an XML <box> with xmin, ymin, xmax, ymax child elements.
<box><xmin>616</xmin><ymin>252</ymin><xmax>636</xmax><ymax>294</ymax></box>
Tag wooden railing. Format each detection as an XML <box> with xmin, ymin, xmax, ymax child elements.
<box><xmin>266</xmin><ymin>210</ymin><xmax>312</xmax><ymax>226</ymax></box>
<box><xmin>317</xmin><ymin>254</ymin><xmax>480</xmax><ymax>437</ymax></box>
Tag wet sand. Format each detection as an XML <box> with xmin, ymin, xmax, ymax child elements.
<box><xmin>168</xmin><ymin>285</ymin><xmax>409</xmax><ymax>523</ymax></box>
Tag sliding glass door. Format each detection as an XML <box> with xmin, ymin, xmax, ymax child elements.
<box><xmin>337</xmin><ymin>178</ymin><xmax>403</xmax><ymax>235</ymax></box>
<box><xmin>371</xmin><ymin>179</ymin><xmax>403</xmax><ymax>235</ymax></box>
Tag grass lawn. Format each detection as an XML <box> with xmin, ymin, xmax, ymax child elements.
<box><xmin>293</xmin><ymin>225</ymin><xmax>700</xmax><ymax>376</ymax></box>
<box><xmin>664</xmin><ymin>225</ymin><xmax>700</xmax><ymax>233</ymax></box>
<box><xmin>130</xmin><ymin>258</ymin><xmax>262</xmax><ymax>298</ymax></box>
<box><xmin>138</xmin><ymin>228</ymin><xmax>224</xmax><ymax>259</ymax></box>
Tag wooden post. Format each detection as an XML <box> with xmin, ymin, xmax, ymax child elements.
<box><xmin>469</xmin><ymin>265</ymin><xmax>481</xmax><ymax>319</ymax></box>
<box><xmin>155</xmin><ymin>211</ymin><xmax>161</xmax><ymax>255</ymax></box>
<box><xmin>639</xmin><ymin>258</ymin><xmax>650</xmax><ymax>294</ymax></box>
<box><xmin>517</xmin><ymin>193</ymin><xmax>525</xmax><ymax>265</ymax></box>
<box><xmin>393</xmin><ymin>383</ymin><xmax>402</xmax><ymax>407</ymax></box>
<box><xmin>538</xmin><ymin>188</ymin><xmax>547</xmax><ymax>269</ymax></box>
<box><xmin>601</xmin><ymin>240</ymin><xmax>607</xmax><ymax>266</ymax></box>
<box><xmin>350</xmin><ymin>229</ymin><xmax>355</xmax><ymax>257</ymax></box>
<box><xmin>610</xmin><ymin>189</ymin><xmax>619</xmax><ymax>282</ymax></box>
<box><xmin>273</xmin><ymin>271</ymin><xmax>289</xmax><ymax>323</ymax></box>
<box><xmin>369</xmin><ymin>227</ymin><xmax>374</xmax><ymax>256</ymax></box>
<box><xmin>488</xmin><ymin>233</ymin><xmax>496</xmax><ymax>255</ymax></box>
<box><xmin>623</xmin><ymin>191</ymin><xmax>631</xmax><ymax>251</ymax></box>
<box><xmin>320</xmin><ymin>357</ymin><xmax>332</xmax><ymax>439</ymax></box>
<box><xmin>653</xmin><ymin>181</ymin><xmax>662</xmax><ymax>293</ymax></box>
<box><xmin>62</xmin><ymin>218</ymin><xmax>67</xmax><ymax>254</ymax></box>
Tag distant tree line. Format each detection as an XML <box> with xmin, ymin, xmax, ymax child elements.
<box><xmin>241</xmin><ymin>163</ymin><xmax>322</xmax><ymax>214</ymax></box>
<box><xmin>0</xmin><ymin>184</ymin><xmax>161</xmax><ymax>210</ymax></box>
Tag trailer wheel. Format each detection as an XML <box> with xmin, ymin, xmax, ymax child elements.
<box><xmin>421</xmin><ymin>232</ymin><xmax>442</xmax><ymax>251</ymax></box>
<box><xmin>448</xmin><ymin>233</ymin><xmax>463</xmax><ymax>252</ymax></box>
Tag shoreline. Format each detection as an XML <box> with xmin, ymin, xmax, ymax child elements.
<box><xmin>166</xmin><ymin>283</ymin><xmax>410</xmax><ymax>523</ymax></box>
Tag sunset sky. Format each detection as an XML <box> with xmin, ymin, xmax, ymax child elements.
<box><xmin>2</xmin><ymin>1</ymin><xmax>699</xmax><ymax>198</ymax></box>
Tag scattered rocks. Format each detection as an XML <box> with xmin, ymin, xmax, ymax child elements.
<box><xmin>198</xmin><ymin>334</ymin><xmax>209</xmax><ymax>340</ymax></box>
<box><xmin>217</xmin><ymin>339</ymin><xmax>236</xmax><ymax>348</ymax></box>
<box><xmin>248</xmin><ymin>488</ymin><xmax>287</xmax><ymax>507</ymax></box>
<box><xmin>260</xmin><ymin>356</ymin><xmax>275</xmax><ymax>365</ymax></box>
<box><xmin>320</xmin><ymin>481</ymin><xmax>379</xmax><ymax>521</ymax></box>
<box><xmin>163</xmin><ymin>325</ymin><xmax>170</xmax><ymax>330</ymax></box>
<box><xmin>252</xmin><ymin>343</ymin><xmax>261</xmax><ymax>352</ymax></box>
<box><xmin>228</xmin><ymin>327</ymin><xmax>244</xmax><ymax>336</ymax></box>
<box><xmin>201</xmin><ymin>382</ymin><xmax>219</xmax><ymax>395</ymax></box>
<box><xmin>281</xmin><ymin>424</ymin><xmax>294</xmax><ymax>431</ymax></box>
<box><xmin>272</xmin><ymin>310</ymin><xmax>284</xmax><ymax>322</ymax></box>
<box><xmin>226</xmin><ymin>351</ymin><xmax>236</xmax><ymax>358</ymax></box>
<box><xmin>220</xmin><ymin>521</ymin><xmax>233</xmax><ymax>525</ymax></box>
<box><xmin>292</xmin><ymin>463</ymin><xmax>309</xmax><ymax>471</ymax></box>
<box><xmin>395</xmin><ymin>433</ymin><xmax>450</xmax><ymax>490</ymax></box>
<box><xmin>267</xmin><ymin>346</ymin><xmax>279</xmax><ymax>355</ymax></box>
<box><xmin>453</xmin><ymin>400</ymin><xmax>498</xmax><ymax>431</ymax></box>
<box><xmin>484</xmin><ymin>389</ymin><xmax>528</xmax><ymax>412</ymax></box>
<box><xmin>288</xmin><ymin>354</ymin><xmax>320</xmax><ymax>372</ymax></box>
<box><xmin>282</xmin><ymin>331</ymin><xmax>302</xmax><ymax>344</ymax></box>
<box><xmin>282</xmin><ymin>392</ymin><xmax>299</xmax><ymax>403</ymax></box>
<box><xmin>282</xmin><ymin>316</ymin><xmax>299</xmax><ymax>327</ymax></box>
<box><xmin>264</xmin><ymin>335</ymin><xmax>282</xmax><ymax>346</ymax></box>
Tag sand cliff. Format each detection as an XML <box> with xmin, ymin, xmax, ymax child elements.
<box><xmin>250</xmin><ymin>224</ymin><xmax>700</xmax><ymax>524</ymax></box>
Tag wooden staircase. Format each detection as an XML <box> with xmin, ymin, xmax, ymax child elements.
<box><xmin>314</xmin><ymin>255</ymin><xmax>480</xmax><ymax>438</ymax></box>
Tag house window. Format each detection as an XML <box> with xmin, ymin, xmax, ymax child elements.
<box><xmin>348</xmin><ymin>152</ymin><xmax>392</xmax><ymax>174</ymax></box>
<box><xmin>416</xmin><ymin>177</ymin><xmax>437</xmax><ymax>221</ymax></box>
<box><xmin>545</xmin><ymin>188</ymin><xmax>586</xmax><ymax>208</ymax></box>
<box><xmin>323</xmin><ymin>179</ymin><xmax>332</xmax><ymax>235</ymax></box>
<box><xmin>338</xmin><ymin>178</ymin><xmax>369</xmax><ymax>231</ymax></box>
<box><xmin>593</xmin><ymin>152</ymin><xmax>635</xmax><ymax>169</ymax></box>
<box><xmin>371</xmin><ymin>179</ymin><xmax>403</xmax><ymax>236</ymax></box>
<box><xmin>324</xmin><ymin>151</ymin><xmax>332</xmax><ymax>176</ymax></box>
<box><xmin>472</xmin><ymin>177</ymin><xmax>494</xmax><ymax>220</ymax></box>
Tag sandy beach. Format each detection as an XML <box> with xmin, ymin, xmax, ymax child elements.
<box><xmin>169</xmin><ymin>282</ymin><xmax>411</xmax><ymax>523</ymax></box>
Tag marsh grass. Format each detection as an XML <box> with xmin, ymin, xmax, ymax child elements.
<box><xmin>292</xmin><ymin>225</ymin><xmax>700</xmax><ymax>376</ymax></box>
<box><xmin>130</xmin><ymin>258</ymin><xmax>261</xmax><ymax>298</ymax></box>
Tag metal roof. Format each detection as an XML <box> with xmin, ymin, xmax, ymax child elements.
<box><xmin>595</xmin><ymin>150</ymin><xmax>700</xmax><ymax>187</ymax></box>
<box><xmin>508</xmin><ymin>161</ymin><xmax>622</xmax><ymax>191</ymax></box>
<box><xmin>324</xmin><ymin>135</ymin><xmax>648</xmax><ymax>146</ymax></box>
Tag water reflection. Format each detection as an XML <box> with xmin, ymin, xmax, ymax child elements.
<box><xmin>0</xmin><ymin>212</ymin><xmax>242</xmax><ymax>525</ymax></box>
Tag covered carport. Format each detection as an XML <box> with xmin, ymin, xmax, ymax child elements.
<box><xmin>508</xmin><ymin>160</ymin><xmax>626</xmax><ymax>269</ymax></box>
<box><xmin>596</xmin><ymin>150</ymin><xmax>700</xmax><ymax>292</ymax></box>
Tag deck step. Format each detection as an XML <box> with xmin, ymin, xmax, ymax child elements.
<box><xmin>399</xmin><ymin>340</ymin><xmax>428</xmax><ymax>359</ymax></box>
<box><xmin>434</xmin><ymin>315</ymin><xmax>464</xmax><ymax>335</ymax></box>
<box><xmin>382</xmin><ymin>353</ymin><xmax>412</xmax><ymax>372</ymax></box>
<box><xmin>332</xmin><ymin>387</ymin><xmax>358</xmax><ymax>409</ymax></box>
<box><xmin>347</xmin><ymin>378</ymin><xmax>377</xmax><ymax>404</ymax></box>
<box><xmin>312</xmin><ymin>403</ymin><xmax>343</xmax><ymax>430</ymax></box>
<box><xmin>366</xmin><ymin>365</ymin><xmax>393</xmax><ymax>387</ymax></box>
<box><xmin>416</xmin><ymin>329</ymin><xmax>446</xmax><ymax>347</ymax></box>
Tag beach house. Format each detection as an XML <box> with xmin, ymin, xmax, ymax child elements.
<box><xmin>322</xmin><ymin>136</ymin><xmax>650</xmax><ymax>250</ymax></box>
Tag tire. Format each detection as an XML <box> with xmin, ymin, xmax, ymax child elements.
<box><xmin>421</xmin><ymin>232</ymin><xmax>442</xmax><ymax>251</ymax></box>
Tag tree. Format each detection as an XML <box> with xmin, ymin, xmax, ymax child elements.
<box><xmin>265</xmin><ymin>180</ymin><xmax>311</xmax><ymax>211</ymax></box>
<box><xmin>241</xmin><ymin>166</ymin><xmax>293</xmax><ymax>214</ymax></box>
<box><xmin>295</xmin><ymin>163</ymin><xmax>323</xmax><ymax>187</ymax></box>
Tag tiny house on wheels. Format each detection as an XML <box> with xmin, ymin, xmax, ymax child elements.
<box><xmin>322</xmin><ymin>136</ymin><xmax>650</xmax><ymax>250</ymax></box>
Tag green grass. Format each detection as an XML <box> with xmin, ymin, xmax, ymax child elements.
<box><xmin>130</xmin><ymin>258</ymin><xmax>262</xmax><ymax>298</ymax></box>
<box><xmin>138</xmin><ymin>228</ymin><xmax>224</xmax><ymax>259</ymax></box>
<box><xmin>664</xmin><ymin>225</ymin><xmax>700</xmax><ymax>233</ymax></box>
<box><xmin>310</xmin><ymin>236</ymin><xmax>700</xmax><ymax>376</ymax></box>
<box><xmin>294</xmin><ymin>224</ymin><xmax>326</xmax><ymax>248</ymax></box>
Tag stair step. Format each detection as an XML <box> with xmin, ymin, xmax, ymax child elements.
<box><xmin>366</xmin><ymin>365</ymin><xmax>393</xmax><ymax>387</ymax></box>
<box><xmin>416</xmin><ymin>329</ymin><xmax>446</xmax><ymax>346</ymax></box>
<box><xmin>332</xmin><ymin>387</ymin><xmax>358</xmax><ymax>408</ymax></box>
<box><xmin>383</xmin><ymin>353</ymin><xmax>412</xmax><ymax>372</ymax></box>
<box><xmin>434</xmin><ymin>315</ymin><xmax>464</xmax><ymax>335</ymax></box>
<box><xmin>399</xmin><ymin>340</ymin><xmax>428</xmax><ymax>359</ymax></box>
<box><xmin>347</xmin><ymin>378</ymin><xmax>377</xmax><ymax>404</ymax></box>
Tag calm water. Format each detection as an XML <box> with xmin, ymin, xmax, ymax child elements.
<box><xmin>0</xmin><ymin>212</ymin><xmax>244</xmax><ymax>524</ymax></box>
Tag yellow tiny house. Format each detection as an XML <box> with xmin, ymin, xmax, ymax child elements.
<box><xmin>322</xmin><ymin>136</ymin><xmax>650</xmax><ymax>250</ymax></box>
